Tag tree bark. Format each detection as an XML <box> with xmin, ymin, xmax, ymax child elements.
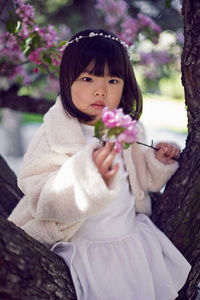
<box><xmin>0</xmin><ymin>215</ymin><xmax>76</xmax><ymax>300</ymax></box>
<box><xmin>151</xmin><ymin>0</ymin><xmax>200</xmax><ymax>299</ymax></box>
<box><xmin>0</xmin><ymin>155</ymin><xmax>23</xmax><ymax>218</ymax></box>
<box><xmin>0</xmin><ymin>155</ymin><xmax>77</xmax><ymax>299</ymax></box>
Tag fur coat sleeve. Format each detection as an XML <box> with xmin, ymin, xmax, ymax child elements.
<box><xmin>124</xmin><ymin>121</ymin><xmax>178</xmax><ymax>215</ymax></box>
<box><xmin>8</xmin><ymin>99</ymin><xmax>120</xmax><ymax>246</ymax></box>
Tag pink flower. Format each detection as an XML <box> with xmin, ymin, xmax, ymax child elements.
<box><xmin>102</xmin><ymin>107</ymin><xmax>134</xmax><ymax>128</ymax></box>
<box><xmin>18</xmin><ymin>23</ymin><xmax>30</xmax><ymax>38</ymax></box>
<box><xmin>96</xmin><ymin>107</ymin><xmax>139</xmax><ymax>154</ymax></box>
<box><xmin>95</xmin><ymin>0</ymin><xmax>128</xmax><ymax>16</ymax></box>
<box><xmin>120</xmin><ymin>17</ymin><xmax>139</xmax><ymax>44</ymax></box>
<box><xmin>34</xmin><ymin>67</ymin><xmax>39</xmax><ymax>73</ymax></box>
<box><xmin>15</xmin><ymin>0</ymin><xmax>25</xmax><ymax>6</ymax></box>
<box><xmin>95</xmin><ymin>0</ymin><xmax>128</xmax><ymax>30</ymax></box>
<box><xmin>16</xmin><ymin>4</ymin><xmax>35</xmax><ymax>24</ymax></box>
<box><xmin>137</xmin><ymin>13</ymin><xmax>161</xmax><ymax>34</ymax></box>
<box><xmin>28</xmin><ymin>48</ymin><xmax>44</xmax><ymax>64</ymax></box>
<box><xmin>0</xmin><ymin>33</ymin><xmax>20</xmax><ymax>52</ymax></box>
<box><xmin>117</xmin><ymin>124</ymin><xmax>139</xmax><ymax>143</ymax></box>
<box><xmin>114</xmin><ymin>140</ymin><xmax>124</xmax><ymax>153</ymax></box>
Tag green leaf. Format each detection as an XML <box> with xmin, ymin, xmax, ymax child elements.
<box><xmin>94</xmin><ymin>119</ymin><xmax>104</xmax><ymax>140</ymax></box>
<box><xmin>165</xmin><ymin>0</ymin><xmax>172</xmax><ymax>8</ymax></box>
<box><xmin>31</xmin><ymin>33</ymin><xmax>42</xmax><ymax>49</ymax></box>
<box><xmin>42</xmin><ymin>55</ymin><xmax>52</xmax><ymax>64</ymax></box>
<box><xmin>123</xmin><ymin>142</ymin><xmax>131</xmax><ymax>149</ymax></box>
<box><xmin>6</xmin><ymin>18</ymin><xmax>18</xmax><ymax>33</ymax></box>
<box><xmin>39</xmin><ymin>64</ymin><xmax>48</xmax><ymax>74</ymax></box>
<box><xmin>107</xmin><ymin>126</ymin><xmax>126</xmax><ymax>138</ymax></box>
<box><xmin>58</xmin><ymin>40</ymin><xmax>67</xmax><ymax>47</ymax></box>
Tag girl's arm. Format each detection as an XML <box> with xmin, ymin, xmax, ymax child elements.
<box><xmin>131</xmin><ymin>122</ymin><xmax>179</xmax><ymax>193</ymax></box>
<box><xmin>16</xmin><ymin>129</ymin><xmax>120</xmax><ymax>225</ymax></box>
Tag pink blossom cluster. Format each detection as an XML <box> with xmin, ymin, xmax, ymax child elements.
<box><xmin>101</xmin><ymin>107</ymin><xmax>139</xmax><ymax>153</ymax></box>
<box><xmin>120</xmin><ymin>18</ymin><xmax>139</xmax><ymax>44</ymax></box>
<box><xmin>139</xmin><ymin>51</ymin><xmax>171</xmax><ymax>79</ymax></box>
<box><xmin>15</xmin><ymin>0</ymin><xmax>35</xmax><ymax>39</ymax></box>
<box><xmin>34</xmin><ymin>25</ymin><xmax>58</xmax><ymax>48</ymax></box>
<box><xmin>0</xmin><ymin>0</ymin><xmax>65</xmax><ymax>83</ymax></box>
<box><xmin>120</xmin><ymin>14</ymin><xmax>161</xmax><ymax>45</ymax></box>
<box><xmin>95</xmin><ymin>0</ymin><xmax>161</xmax><ymax>46</ymax></box>
<box><xmin>0</xmin><ymin>32</ymin><xmax>26</xmax><ymax>80</ymax></box>
<box><xmin>28</xmin><ymin>47</ymin><xmax>61</xmax><ymax>72</ymax></box>
<box><xmin>28</xmin><ymin>48</ymin><xmax>44</xmax><ymax>65</ymax></box>
<box><xmin>0</xmin><ymin>31</ymin><xmax>30</xmax><ymax>82</ymax></box>
<box><xmin>16</xmin><ymin>2</ymin><xmax>35</xmax><ymax>24</ymax></box>
<box><xmin>95</xmin><ymin>0</ymin><xmax>128</xmax><ymax>27</ymax></box>
<box><xmin>137</xmin><ymin>13</ymin><xmax>161</xmax><ymax>34</ymax></box>
<box><xmin>140</xmin><ymin>51</ymin><xmax>171</xmax><ymax>66</ymax></box>
<box><xmin>0</xmin><ymin>33</ymin><xmax>20</xmax><ymax>53</ymax></box>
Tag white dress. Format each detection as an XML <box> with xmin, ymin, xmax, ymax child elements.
<box><xmin>52</xmin><ymin>123</ymin><xmax>191</xmax><ymax>300</ymax></box>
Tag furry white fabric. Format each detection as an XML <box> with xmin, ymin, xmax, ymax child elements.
<box><xmin>8</xmin><ymin>96</ymin><xmax>178</xmax><ymax>247</ymax></box>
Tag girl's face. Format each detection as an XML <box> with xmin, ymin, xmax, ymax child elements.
<box><xmin>71</xmin><ymin>65</ymin><xmax>124</xmax><ymax>125</ymax></box>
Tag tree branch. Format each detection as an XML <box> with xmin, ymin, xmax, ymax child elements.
<box><xmin>0</xmin><ymin>85</ymin><xmax>54</xmax><ymax>115</ymax></box>
<box><xmin>0</xmin><ymin>216</ymin><xmax>77</xmax><ymax>300</ymax></box>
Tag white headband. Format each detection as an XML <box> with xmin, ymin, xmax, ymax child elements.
<box><xmin>65</xmin><ymin>32</ymin><xmax>133</xmax><ymax>60</ymax></box>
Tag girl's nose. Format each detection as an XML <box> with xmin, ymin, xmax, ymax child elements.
<box><xmin>94</xmin><ymin>85</ymin><xmax>106</xmax><ymax>97</ymax></box>
<box><xmin>95</xmin><ymin>91</ymin><xmax>105</xmax><ymax>97</ymax></box>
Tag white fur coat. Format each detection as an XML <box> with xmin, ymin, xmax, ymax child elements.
<box><xmin>8</xmin><ymin>97</ymin><xmax>178</xmax><ymax>247</ymax></box>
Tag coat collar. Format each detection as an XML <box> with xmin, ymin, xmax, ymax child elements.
<box><xmin>43</xmin><ymin>96</ymin><xmax>144</xmax><ymax>156</ymax></box>
<box><xmin>43</xmin><ymin>96</ymin><xmax>86</xmax><ymax>154</ymax></box>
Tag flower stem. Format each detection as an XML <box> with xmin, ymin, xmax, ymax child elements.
<box><xmin>136</xmin><ymin>141</ymin><xmax>158</xmax><ymax>151</ymax></box>
<box><xmin>136</xmin><ymin>141</ymin><xmax>179</xmax><ymax>162</ymax></box>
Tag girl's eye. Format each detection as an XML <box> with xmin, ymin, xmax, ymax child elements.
<box><xmin>82</xmin><ymin>77</ymin><xmax>92</xmax><ymax>82</ymax></box>
<box><xmin>109</xmin><ymin>79</ymin><xmax>118</xmax><ymax>84</ymax></box>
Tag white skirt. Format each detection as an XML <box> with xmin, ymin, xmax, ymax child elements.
<box><xmin>52</xmin><ymin>213</ymin><xmax>191</xmax><ymax>300</ymax></box>
<box><xmin>52</xmin><ymin>153</ymin><xmax>191</xmax><ymax>300</ymax></box>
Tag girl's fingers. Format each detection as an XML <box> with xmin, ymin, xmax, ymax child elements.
<box><xmin>100</xmin><ymin>148</ymin><xmax>118</xmax><ymax>174</ymax></box>
<box><xmin>155</xmin><ymin>143</ymin><xmax>180</xmax><ymax>164</ymax></box>
<box><xmin>93</xmin><ymin>142</ymin><xmax>119</xmax><ymax>185</ymax></box>
<box><xmin>103</xmin><ymin>163</ymin><xmax>119</xmax><ymax>186</ymax></box>
<box><xmin>93</xmin><ymin>142</ymin><xmax>114</xmax><ymax>167</ymax></box>
<box><xmin>163</xmin><ymin>145</ymin><xmax>180</xmax><ymax>159</ymax></box>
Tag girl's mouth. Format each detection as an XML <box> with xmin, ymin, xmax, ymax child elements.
<box><xmin>91</xmin><ymin>101</ymin><xmax>105</xmax><ymax>109</ymax></box>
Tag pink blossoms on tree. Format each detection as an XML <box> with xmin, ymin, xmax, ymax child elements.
<box><xmin>95</xmin><ymin>107</ymin><xmax>139</xmax><ymax>153</ymax></box>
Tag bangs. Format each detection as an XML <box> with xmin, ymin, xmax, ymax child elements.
<box><xmin>87</xmin><ymin>47</ymin><xmax>125</xmax><ymax>79</ymax></box>
<box><xmin>73</xmin><ymin>36</ymin><xmax>126</xmax><ymax>80</ymax></box>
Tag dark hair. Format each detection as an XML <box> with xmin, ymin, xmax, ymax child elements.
<box><xmin>59</xmin><ymin>28</ymin><xmax>142</xmax><ymax>122</ymax></box>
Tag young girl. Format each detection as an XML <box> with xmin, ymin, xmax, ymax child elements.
<box><xmin>8</xmin><ymin>29</ymin><xmax>191</xmax><ymax>300</ymax></box>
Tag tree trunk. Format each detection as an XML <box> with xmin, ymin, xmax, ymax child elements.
<box><xmin>0</xmin><ymin>155</ymin><xmax>77</xmax><ymax>299</ymax></box>
<box><xmin>0</xmin><ymin>155</ymin><xmax>23</xmax><ymax>218</ymax></box>
<box><xmin>0</xmin><ymin>0</ymin><xmax>200</xmax><ymax>299</ymax></box>
<box><xmin>151</xmin><ymin>0</ymin><xmax>200</xmax><ymax>299</ymax></box>
<box><xmin>0</xmin><ymin>215</ymin><xmax>76</xmax><ymax>300</ymax></box>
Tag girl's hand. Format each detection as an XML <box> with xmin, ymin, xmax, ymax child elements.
<box><xmin>93</xmin><ymin>142</ymin><xmax>119</xmax><ymax>187</ymax></box>
<box><xmin>155</xmin><ymin>142</ymin><xmax>180</xmax><ymax>165</ymax></box>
